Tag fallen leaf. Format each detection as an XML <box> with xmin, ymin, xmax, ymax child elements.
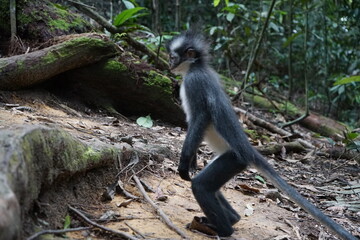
<box><xmin>187</xmin><ymin>216</ymin><xmax>217</xmax><ymax>236</ymax></box>
<box><xmin>235</xmin><ymin>184</ymin><xmax>261</xmax><ymax>194</ymax></box>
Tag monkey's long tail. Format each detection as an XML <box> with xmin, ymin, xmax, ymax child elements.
<box><xmin>252</xmin><ymin>152</ymin><xmax>356</xmax><ymax>240</ymax></box>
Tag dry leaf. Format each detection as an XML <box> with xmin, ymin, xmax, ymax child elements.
<box><xmin>235</xmin><ymin>184</ymin><xmax>261</xmax><ymax>194</ymax></box>
<box><xmin>187</xmin><ymin>216</ymin><xmax>217</xmax><ymax>236</ymax></box>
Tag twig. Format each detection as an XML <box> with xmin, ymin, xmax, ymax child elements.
<box><xmin>233</xmin><ymin>0</ymin><xmax>277</xmax><ymax>101</ymax></box>
<box><xmin>124</xmin><ymin>222</ymin><xmax>146</xmax><ymax>239</ymax></box>
<box><xmin>132</xmin><ymin>174</ymin><xmax>189</xmax><ymax>239</ymax></box>
<box><xmin>68</xmin><ymin>205</ymin><xmax>139</xmax><ymax>240</ymax></box>
<box><xmin>26</xmin><ymin>227</ymin><xmax>92</xmax><ymax>240</ymax></box>
<box><xmin>284</xmin><ymin>219</ymin><xmax>302</xmax><ymax>240</ymax></box>
<box><xmin>67</xmin><ymin>0</ymin><xmax>169</xmax><ymax>71</ymax></box>
<box><xmin>67</xmin><ymin>0</ymin><xmax>118</xmax><ymax>33</ymax></box>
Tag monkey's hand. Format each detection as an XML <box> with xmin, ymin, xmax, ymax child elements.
<box><xmin>178</xmin><ymin>153</ymin><xmax>197</xmax><ymax>181</ymax></box>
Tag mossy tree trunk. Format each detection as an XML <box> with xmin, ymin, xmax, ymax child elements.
<box><xmin>0</xmin><ymin>0</ymin><xmax>91</xmax><ymax>55</ymax></box>
<box><xmin>0</xmin><ymin>34</ymin><xmax>118</xmax><ymax>90</ymax></box>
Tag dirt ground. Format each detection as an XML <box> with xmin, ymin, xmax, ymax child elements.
<box><xmin>0</xmin><ymin>89</ymin><xmax>359</xmax><ymax>240</ymax></box>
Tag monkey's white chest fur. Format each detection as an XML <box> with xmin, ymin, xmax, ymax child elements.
<box><xmin>179</xmin><ymin>83</ymin><xmax>191</xmax><ymax>123</ymax></box>
<box><xmin>180</xmin><ymin>82</ymin><xmax>230</xmax><ymax>155</ymax></box>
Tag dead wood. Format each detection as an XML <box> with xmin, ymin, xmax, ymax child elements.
<box><xmin>0</xmin><ymin>33</ymin><xmax>118</xmax><ymax>90</ymax></box>
<box><xmin>26</xmin><ymin>227</ymin><xmax>92</xmax><ymax>240</ymax></box>
<box><xmin>132</xmin><ymin>174</ymin><xmax>189</xmax><ymax>239</ymax></box>
<box><xmin>256</xmin><ymin>141</ymin><xmax>307</xmax><ymax>155</ymax></box>
<box><xmin>242</xmin><ymin>93</ymin><xmax>347</xmax><ymax>140</ymax></box>
<box><xmin>234</xmin><ymin>106</ymin><xmax>292</xmax><ymax>137</ymax></box>
<box><xmin>68</xmin><ymin>205</ymin><xmax>139</xmax><ymax>240</ymax></box>
<box><xmin>323</xmin><ymin>147</ymin><xmax>360</xmax><ymax>163</ymax></box>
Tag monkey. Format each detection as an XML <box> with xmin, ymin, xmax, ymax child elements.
<box><xmin>166</xmin><ymin>30</ymin><xmax>356</xmax><ymax>240</ymax></box>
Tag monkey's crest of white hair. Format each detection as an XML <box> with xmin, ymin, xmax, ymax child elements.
<box><xmin>185</xmin><ymin>30</ymin><xmax>210</xmax><ymax>59</ymax></box>
<box><xmin>168</xmin><ymin>30</ymin><xmax>211</xmax><ymax>63</ymax></box>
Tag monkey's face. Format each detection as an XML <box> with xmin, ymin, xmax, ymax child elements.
<box><xmin>166</xmin><ymin>34</ymin><xmax>199</xmax><ymax>76</ymax></box>
<box><xmin>169</xmin><ymin>52</ymin><xmax>181</xmax><ymax>70</ymax></box>
<box><xmin>169</xmin><ymin>49</ymin><xmax>197</xmax><ymax>76</ymax></box>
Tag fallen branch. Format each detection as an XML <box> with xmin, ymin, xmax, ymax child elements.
<box><xmin>124</xmin><ymin>222</ymin><xmax>146</xmax><ymax>239</ymax></box>
<box><xmin>67</xmin><ymin>0</ymin><xmax>118</xmax><ymax>33</ymax></box>
<box><xmin>284</xmin><ymin>219</ymin><xmax>302</xmax><ymax>240</ymax></box>
<box><xmin>234</xmin><ymin>107</ymin><xmax>292</xmax><ymax>137</ymax></box>
<box><xmin>26</xmin><ymin>227</ymin><xmax>92</xmax><ymax>240</ymax></box>
<box><xmin>256</xmin><ymin>141</ymin><xmax>307</xmax><ymax>156</ymax></box>
<box><xmin>132</xmin><ymin>174</ymin><xmax>189</xmax><ymax>239</ymax></box>
<box><xmin>323</xmin><ymin>147</ymin><xmax>360</xmax><ymax>164</ymax></box>
<box><xmin>68</xmin><ymin>205</ymin><xmax>139</xmax><ymax>240</ymax></box>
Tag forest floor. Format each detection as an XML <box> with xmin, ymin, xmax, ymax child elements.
<box><xmin>0</xmin><ymin>89</ymin><xmax>359</xmax><ymax>240</ymax></box>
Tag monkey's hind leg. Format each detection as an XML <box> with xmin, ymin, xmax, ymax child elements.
<box><xmin>191</xmin><ymin>150</ymin><xmax>247</xmax><ymax>237</ymax></box>
<box><xmin>216</xmin><ymin>191</ymin><xmax>241</xmax><ymax>225</ymax></box>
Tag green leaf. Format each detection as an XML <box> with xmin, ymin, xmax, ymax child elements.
<box><xmin>226</xmin><ymin>12</ymin><xmax>235</xmax><ymax>22</ymax></box>
<box><xmin>269</xmin><ymin>22</ymin><xmax>279</xmax><ymax>32</ymax></box>
<box><xmin>214</xmin><ymin>0</ymin><xmax>221</xmax><ymax>7</ymax></box>
<box><xmin>63</xmin><ymin>215</ymin><xmax>71</xmax><ymax>229</ymax></box>
<box><xmin>333</xmin><ymin>75</ymin><xmax>360</xmax><ymax>86</ymax></box>
<box><xmin>52</xmin><ymin>3</ymin><xmax>68</xmax><ymax>10</ymax></box>
<box><xmin>255</xmin><ymin>175</ymin><xmax>266</xmax><ymax>184</ymax></box>
<box><xmin>346</xmin><ymin>141</ymin><xmax>360</xmax><ymax>150</ymax></box>
<box><xmin>347</xmin><ymin>132</ymin><xmax>359</xmax><ymax>140</ymax></box>
<box><xmin>113</xmin><ymin>7</ymin><xmax>146</xmax><ymax>27</ymax></box>
<box><xmin>326</xmin><ymin>137</ymin><xmax>336</xmax><ymax>146</ymax></box>
<box><xmin>283</xmin><ymin>32</ymin><xmax>302</xmax><ymax>48</ymax></box>
<box><xmin>122</xmin><ymin>0</ymin><xmax>135</xmax><ymax>9</ymax></box>
<box><xmin>136</xmin><ymin>115</ymin><xmax>153</xmax><ymax>128</ymax></box>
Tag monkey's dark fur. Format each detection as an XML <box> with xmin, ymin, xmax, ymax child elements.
<box><xmin>166</xmin><ymin>30</ymin><xmax>355</xmax><ymax>239</ymax></box>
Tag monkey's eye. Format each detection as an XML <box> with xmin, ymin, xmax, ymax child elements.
<box><xmin>169</xmin><ymin>54</ymin><xmax>176</xmax><ymax>61</ymax></box>
<box><xmin>185</xmin><ymin>48</ymin><xmax>196</xmax><ymax>59</ymax></box>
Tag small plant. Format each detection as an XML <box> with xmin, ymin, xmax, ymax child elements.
<box><xmin>63</xmin><ymin>214</ymin><xmax>71</xmax><ymax>229</ymax></box>
<box><xmin>112</xmin><ymin>0</ymin><xmax>149</xmax><ymax>30</ymax></box>
<box><xmin>113</xmin><ymin>7</ymin><xmax>147</xmax><ymax>27</ymax></box>
<box><xmin>343</xmin><ymin>130</ymin><xmax>360</xmax><ymax>151</ymax></box>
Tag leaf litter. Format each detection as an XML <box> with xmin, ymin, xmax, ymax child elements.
<box><xmin>0</xmin><ymin>90</ymin><xmax>358</xmax><ymax>239</ymax></box>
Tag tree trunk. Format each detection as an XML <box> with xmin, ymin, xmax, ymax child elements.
<box><xmin>0</xmin><ymin>34</ymin><xmax>117</xmax><ymax>90</ymax></box>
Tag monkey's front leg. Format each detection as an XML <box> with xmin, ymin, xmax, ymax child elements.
<box><xmin>178</xmin><ymin>117</ymin><xmax>208</xmax><ymax>181</ymax></box>
<box><xmin>189</xmin><ymin>154</ymin><xmax>198</xmax><ymax>173</ymax></box>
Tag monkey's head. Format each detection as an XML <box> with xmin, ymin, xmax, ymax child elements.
<box><xmin>166</xmin><ymin>30</ymin><xmax>210</xmax><ymax>76</ymax></box>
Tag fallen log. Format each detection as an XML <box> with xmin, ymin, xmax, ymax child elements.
<box><xmin>0</xmin><ymin>33</ymin><xmax>118</xmax><ymax>90</ymax></box>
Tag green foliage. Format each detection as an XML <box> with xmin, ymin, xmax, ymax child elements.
<box><xmin>106</xmin><ymin>0</ymin><xmax>359</xmax><ymax>127</ymax></box>
<box><xmin>329</xmin><ymin>75</ymin><xmax>360</xmax><ymax>126</ymax></box>
<box><xmin>136</xmin><ymin>115</ymin><xmax>153</xmax><ymax>128</ymax></box>
<box><xmin>255</xmin><ymin>175</ymin><xmax>266</xmax><ymax>184</ymax></box>
<box><xmin>343</xmin><ymin>131</ymin><xmax>360</xmax><ymax>150</ymax></box>
<box><xmin>334</xmin><ymin>75</ymin><xmax>360</xmax><ymax>86</ymax></box>
<box><xmin>113</xmin><ymin>7</ymin><xmax>148</xmax><ymax>27</ymax></box>
<box><xmin>213</xmin><ymin>0</ymin><xmax>229</xmax><ymax>7</ymax></box>
<box><xmin>138</xmin><ymin>33</ymin><xmax>175</xmax><ymax>54</ymax></box>
<box><xmin>63</xmin><ymin>214</ymin><xmax>71</xmax><ymax>229</ymax></box>
<box><xmin>122</xmin><ymin>0</ymin><xmax>136</xmax><ymax>9</ymax></box>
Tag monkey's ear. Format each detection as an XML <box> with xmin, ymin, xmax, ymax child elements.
<box><xmin>186</xmin><ymin>48</ymin><xmax>196</xmax><ymax>59</ymax></box>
